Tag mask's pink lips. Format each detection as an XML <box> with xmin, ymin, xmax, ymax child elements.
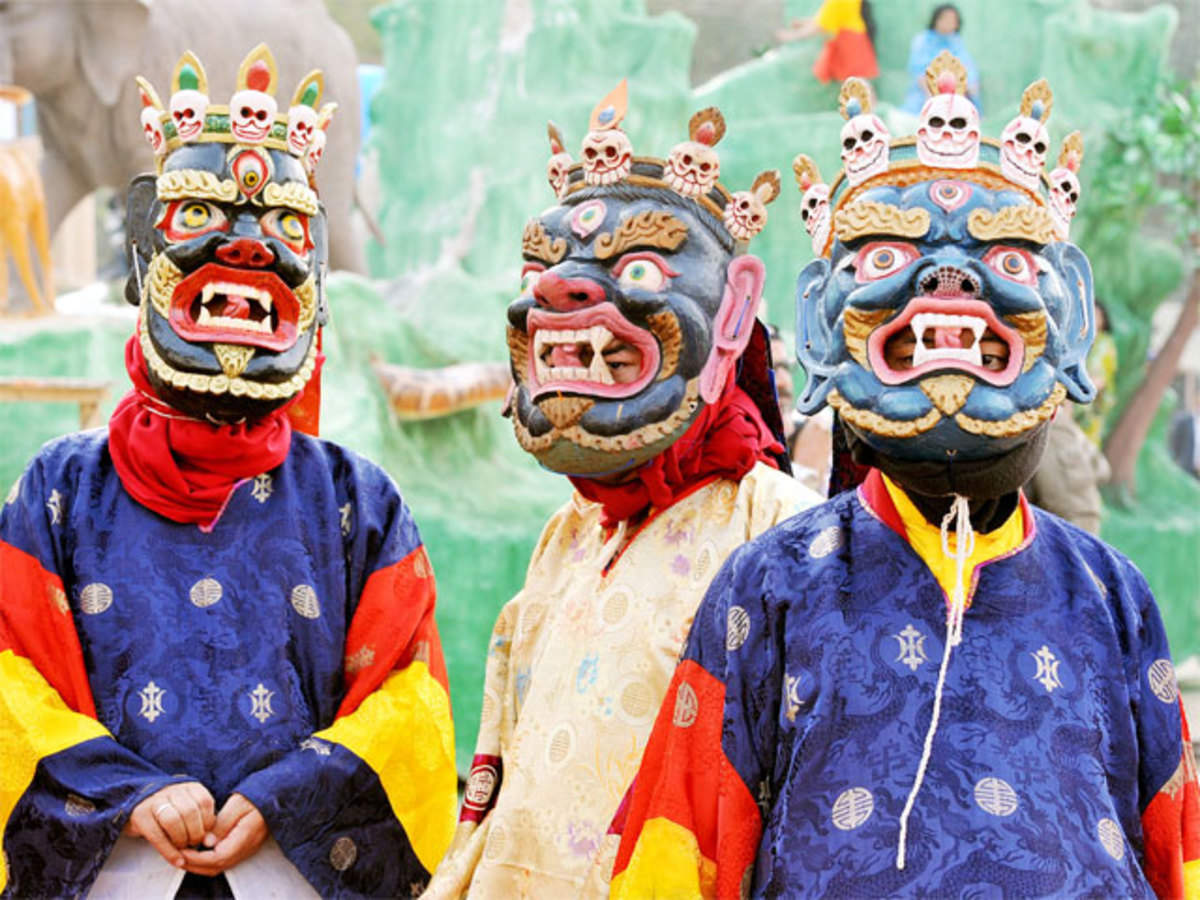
<box><xmin>866</xmin><ymin>296</ymin><xmax>1027</xmax><ymax>387</ymax></box>
<box><xmin>526</xmin><ymin>305</ymin><xmax>661</xmax><ymax>400</ymax></box>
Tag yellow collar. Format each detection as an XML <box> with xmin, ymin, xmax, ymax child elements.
<box><xmin>881</xmin><ymin>473</ymin><xmax>1026</xmax><ymax>604</ymax></box>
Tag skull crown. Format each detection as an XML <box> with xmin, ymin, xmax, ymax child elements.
<box><xmin>792</xmin><ymin>51</ymin><xmax>1087</xmax><ymax>257</ymax></box>
<box><xmin>136</xmin><ymin>44</ymin><xmax>337</xmax><ymax>177</ymax></box>
<box><xmin>546</xmin><ymin>80</ymin><xmax>779</xmax><ymax>243</ymax></box>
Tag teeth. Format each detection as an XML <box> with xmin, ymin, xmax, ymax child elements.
<box><xmin>909</xmin><ymin>313</ymin><xmax>987</xmax><ymax>369</ymax></box>
<box><xmin>530</xmin><ymin>324</ymin><xmax>618</xmax><ymax>385</ymax></box>
<box><xmin>200</xmin><ymin>282</ymin><xmax>273</xmax><ymax>313</ymax></box>
<box><xmin>204</xmin><ymin>315</ymin><xmax>271</xmax><ymax>333</ymax></box>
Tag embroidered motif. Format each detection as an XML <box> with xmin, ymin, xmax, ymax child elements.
<box><xmin>726</xmin><ymin>605</ymin><xmax>751</xmax><ymax>651</ymax></box>
<box><xmin>832</xmin><ymin>787</ymin><xmax>874</xmax><ymax>830</ymax></box>
<box><xmin>673</xmin><ymin>681</ymin><xmax>699</xmax><ymax>728</ymax></box>
<box><xmin>329</xmin><ymin>836</ymin><xmax>357</xmax><ymax>871</ymax></box>
<box><xmin>1147</xmin><ymin>659</ymin><xmax>1178</xmax><ymax>704</ymax></box>
<box><xmin>64</xmin><ymin>794</ymin><xmax>97</xmax><ymax>817</ymax></box>
<box><xmin>345</xmin><ymin>645</ymin><xmax>376</xmax><ymax>674</ymax></box>
<box><xmin>189</xmin><ymin>577</ymin><xmax>222</xmax><ymax>608</ymax></box>
<box><xmin>46</xmin><ymin>584</ymin><xmax>69</xmax><ymax>614</ymax></box>
<box><xmin>1030</xmin><ymin>645</ymin><xmax>1063</xmax><ymax>692</ymax></box>
<box><xmin>249</xmin><ymin>682</ymin><xmax>276</xmax><ymax>723</ymax></box>
<box><xmin>46</xmin><ymin>488</ymin><xmax>63</xmax><ymax>525</ymax></box>
<box><xmin>894</xmin><ymin>623</ymin><xmax>929</xmax><ymax>672</ymax></box>
<box><xmin>139</xmin><ymin>681</ymin><xmax>166</xmax><ymax>723</ymax></box>
<box><xmin>785</xmin><ymin>674</ymin><xmax>804</xmax><ymax>722</ymax></box>
<box><xmin>290</xmin><ymin>584</ymin><xmax>321</xmax><ymax>619</ymax></box>
<box><xmin>251</xmin><ymin>473</ymin><xmax>273</xmax><ymax>503</ymax></box>
<box><xmin>1097</xmin><ymin>818</ymin><xmax>1125</xmax><ymax>860</ymax></box>
<box><xmin>974</xmin><ymin>777</ymin><xmax>1019</xmax><ymax>816</ymax></box>
<box><xmin>339</xmin><ymin>501</ymin><xmax>352</xmax><ymax>536</ymax></box>
<box><xmin>79</xmin><ymin>583</ymin><xmax>114</xmax><ymax>615</ymax></box>
<box><xmin>545</xmin><ymin>723</ymin><xmax>577</xmax><ymax>767</ymax></box>
<box><xmin>809</xmin><ymin>525</ymin><xmax>843</xmax><ymax>559</ymax></box>
<box><xmin>299</xmin><ymin>737</ymin><xmax>332</xmax><ymax>756</ymax></box>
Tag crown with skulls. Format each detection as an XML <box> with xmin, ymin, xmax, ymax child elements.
<box><xmin>136</xmin><ymin>43</ymin><xmax>337</xmax><ymax>179</ymax></box>
<box><xmin>793</xmin><ymin>51</ymin><xmax>1084</xmax><ymax>258</ymax></box>
<box><xmin>544</xmin><ymin>79</ymin><xmax>781</xmax><ymax>244</ymax></box>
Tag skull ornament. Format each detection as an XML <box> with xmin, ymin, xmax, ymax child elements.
<box><xmin>231</xmin><ymin>88</ymin><xmax>277</xmax><ymax>144</ymax></box>
<box><xmin>546</xmin><ymin>121</ymin><xmax>572</xmax><ymax>198</ymax></box>
<box><xmin>1049</xmin><ymin>131</ymin><xmax>1084</xmax><ymax>240</ymax></box>
<box><xmin>141</xmin><ymin>106</ymin><xmax>166</xmax><ymax>156</ymax></box>
<box><xmin>287</xmin><ymin>105</ymin><xmax>318</xmax><ymax>156</ymax></box>
<box><xmin>664</xmin><ymin>142</ymin><xmax>719</xmax><ymax>198</ymax></box>
<box><xmin>724</xmin><ymin>171</ymin><xmax>780</xmax><ymax>242</ymax></box>
<box><xmin>794</xmin><ymin>154</ymin><xmax>831</xmax><ymax>256</ymax></box>
<box><xmin>837</xmin><ymin>79</ymin><xmax>889</xmax><ymax>187</ymax></box>
<box><xmin>581</xmin><ymin>129</ymin><xmax>633</xmax><ymax>186</ymax></box>
<box><xmin>580</xmin><ymin>79</ymin><xmax>634</xmax><ymax>187</ymax></box>
<box><xmin>916</xmin><ymin>91</ymin><xmax>980</xmax><ymax>169</ymax></box>
<box><xmin>286</xmin><ymin>71</ymin><xmax>323</xmax><ymax>158</ymax></box>
<box><xmin>170</xmin><ymin>90</ymin><xmax>208</xmax><ymax>143</ymax></box>
<box><xmin>840</xmin><ymin>114</ymin><xmax>890</xmax><ymax>185</ymax></box>
<box><xmin>999</xmin><ymin>80</ymin><xmax>1053</xmax><ymax>192</ymax></box>
<box><xmin>664</xmin><ymin>107</ymin><xmax>726</xmax><ymax>199</ymax></box>
<box><xmin>916</xmin><ymin>53</ymin><xmax>981</xmax><ymax>169</ymax></box>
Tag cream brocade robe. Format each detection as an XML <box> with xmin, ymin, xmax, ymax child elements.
<box><xmin>425</xmin><ymin>463</ymin><xmax>818</xmax><ymax>898</ymax></box>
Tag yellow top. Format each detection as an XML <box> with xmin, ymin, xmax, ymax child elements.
<box><xmin>815</xmin><ymin>0</ymin><xmax>867</xmax><ymax>34</ymax></box>
<box><xmin>424</xmin><ymin>463</ymin><xmax>818</xmax><ymax>898</ymax></box>
<box><xmin>882</xmin><ymin>473</ymin><xmax>1026</xmax><ymax>603</ymax></box>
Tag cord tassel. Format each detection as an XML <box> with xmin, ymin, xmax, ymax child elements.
<box><xmin>896</xmin><ymin>494</ymin><xmax>974</xmax><ymax>870</ymax></box>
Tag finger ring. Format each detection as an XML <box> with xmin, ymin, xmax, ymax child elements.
<box><xmin>156</xmin><ymin>803</ymin><xmax>174</xmax><ymax>817</ymax></box>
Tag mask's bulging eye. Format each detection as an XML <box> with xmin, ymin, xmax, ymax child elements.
<box><xmin>854</xmin><ymin>242</ymin><xmax>920</xmax><ymax>282</ymax></box>
<box><xmin>161</xmin><ymin>199</ymin><xmax>229</xmax><ymax>242</ymax></box>
<box><xmin>519</xmin><ymin>263</ymin><xmax>544</xmax><ymax>296</ymax></box>
<box><xmin>983</xmin><ymin>246</ymin><xmax>1038</xmax><ymax>286</ymax></box>
<box><xmin>614</xmin><ymin>252</ymin><xmax>678</xmax><ymax>293</ymax></box>
<box><xmin>260</xmin><ymin>207</ymin><xmax>311</xmax><ymax>252</ymax></box>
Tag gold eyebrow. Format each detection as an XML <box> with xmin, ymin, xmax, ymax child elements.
<box><xmin>262</xmin><ymin>181</ymin><xmax>320</xmax><ymax>216</ymax></box>
<box><xmin>156</xmin><ymin>170</ymin><xmax>237</xmax><ymax>203</ymax></box>
<box><xmin>593</xmin><ymin>210</ymin><xmax>688</xmax><ymax>260</ymax></box>
<box><xmin>967</xmin><ymin>205</ymin><xmax>1057</xmax><ymax>245</ymax></box>
<box><xmin>522</xmin><ymin>219</ymin><xmax>567</xmax><ymax>264</ymax></box>
<box><xmin>833</xmin><ymin>201</ymin><xmax>930</xmax><ymax>244</ymax></box>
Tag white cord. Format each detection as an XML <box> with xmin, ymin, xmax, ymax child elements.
<box><xmin>896</xmin><ymin>493</ymin><xmax>974</xmax><ymax>870</ymax></box>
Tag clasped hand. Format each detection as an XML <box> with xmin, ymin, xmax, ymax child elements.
<box><xmin>123</xmin><ymin>783</ymin><xmax>267</xmax><ymax>876</ymax></box>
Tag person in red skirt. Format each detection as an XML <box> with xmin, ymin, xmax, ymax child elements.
<box><xmin>777</xmin><ymin>0</ymin><xmax>879</xmax><ymax>83</ymax></box>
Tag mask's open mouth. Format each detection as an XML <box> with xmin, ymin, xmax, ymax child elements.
<box><xmin>526</xmin><ymin>305</ymin><xmax>660</xmax><ymax>400</ymax></box>
<box><xmin>169</xmin><ymin>263</ymin><xmax>301</xmax><ymax>351</ymax></box>
<box><xmin>866</xmin><ymin>297</ymin><xmax>1027</xmax><ymax>386</ymax></box>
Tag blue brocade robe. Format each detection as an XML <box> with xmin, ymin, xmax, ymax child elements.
<box><xmin>0</xmin><ymin>430</ymin><xmax>456</xmax><ymax>898</ymax></box>
<box><xmin>613</xmin><ymin>470</ymin><xmax>1199</xmax><ymax>898</ymax></box>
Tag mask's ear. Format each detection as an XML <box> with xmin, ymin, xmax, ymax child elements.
<box><xmin>795</xmin><ymin>257</ymin><xmax>836</xmax><ymax>412</ymax></box>
<box><xmin>124</xmin><ymin>175</ymin><xmax>159</xmax><ymax>307</ymax></box>
<box><xmin>700</xmin><ymin>254</ymin><xmax>765</xmax><ymax>404</ymax></box>
<box><xmin>1042</xmin><ymin>241</ymin><xmax>1096</xmax><ymax>403</ymax></box>
<box><xmin>310</xmin><ymin>202</ymin><xmax>330</xmax><ymax>326</ymax></box>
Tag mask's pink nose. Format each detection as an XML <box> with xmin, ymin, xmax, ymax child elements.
<box><xmin>533</xmin><ymin>272</ymin><xmax>605</xmax><ymax>312</ymax></box>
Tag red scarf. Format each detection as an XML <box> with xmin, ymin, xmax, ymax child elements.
<box><xmin>108</xmin><ymin>336</ymin><xmax>306</xmax><ymax>528</ymax></box>
<box><xmin>570</xmin><ymin>373</ymin><xmax>783</xmax><ymax>527</ymax></box>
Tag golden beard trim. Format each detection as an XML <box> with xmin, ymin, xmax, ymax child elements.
<box><xmin>513</xmin><ymin>378</ymin><xmax>702</xmax><ymax>455</ymax></box>
<box><xmin>920</xmin><ymin>374</ymin><xmax>974</xmax><ymax>415</ymax></box>
<box><xmin>214</xmin><ymin>344</ymin><xmax>255</xmax><ymax>378</ymax></box>
<box><xmin>138</xmin><ymin>305</ymin><xmax>317</xmax><ymax>401</ymax></box>
<box><xmin>1006</xmin><ymin>311</ymin><xmax>1046</xmax><ymax>372</ymax></box>
<box><xmin>827</xmin><ymin>388</ymin><xmax>942</xmax><ymax>438</ymax></box>
<box><xmin>539</xmin><ymin>396</ymin><xmax>595</xmax><ymax>428</ymax></box>
<box><xmin>843</xmin><ymin>308</ymin><xmax>892</xmax><ymax>368</ymax></box>
<box><xmin>955</xmin><ymin>382</ymin><xmax>1065</xmax><ymax>437</ymax></box>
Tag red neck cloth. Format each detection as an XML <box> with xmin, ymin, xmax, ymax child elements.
<box><xmin>569</xmin><ymin>372</ymin><xmax>783</xmax><ymax>527</ymax></box>
<box><xmin>107</xmin><ymin>335</ymin><xmax>303</xmax><ymax>528</ymax></box>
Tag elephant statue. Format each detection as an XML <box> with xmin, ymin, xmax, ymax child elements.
<box><xmin>0</xmin><ymin>0</ymin><xmax>364</xmax><ymax>273</ymax></box>
<box><xmin>0</xmin><ymin>86</ymin><xmax>53</xmax><ymax>314</ymax></box>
